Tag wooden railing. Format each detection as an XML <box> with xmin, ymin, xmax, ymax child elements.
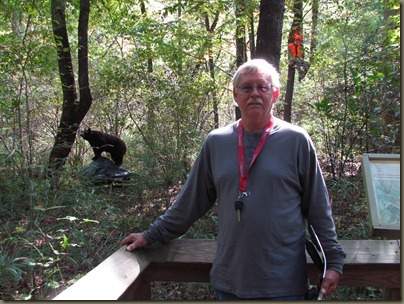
<box><xmin>53</xmin><ymin>239</ymin><xmax>400</xmax><ymax>300</ymax></box>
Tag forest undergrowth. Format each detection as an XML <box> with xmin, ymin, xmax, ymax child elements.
<box><xmin>0</xmin><ymin>160</ymin><xmax>384</xmax><ymax>301</ymax></box>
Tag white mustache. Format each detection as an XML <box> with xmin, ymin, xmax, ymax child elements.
<box><xmin>247</xmin><ymin>97</ymin><xmax>263</xmax><ymax>106</ymax></box>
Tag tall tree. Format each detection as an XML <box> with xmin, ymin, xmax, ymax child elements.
<box><xmin>283</xmin><ymin>0</ymin><xmax>303</xmax><ymax>122</ymax></box>
<box><xmin>235</xmin><ymin>0</ymin><xmax>247</xmax><ymax>67</ymax></box>
<box><xmin>255</xmin><ymin>0</ymin><xmax>285</xmax><ymax>70</ymax></box>
<box><xmin>204</xmin><ymin>8</ymin><xmax>220</xmax><ymax>128</ymax></box>
<box><xmin>309</xmin><ymin>0</ymin><xmax>319</xmax><ymax>62</ymax></box>
<box><xmin>47</xmin><ymin>0</ymin><xmax>92</xmax><ymax>178</ymax></box>
<box><xmin>140</xmin><ymin>0</ymin><xmax>153</xmax><ymax>73</ymax></box>
<box><xmin>234</xmin><ymin>0</ymin><xmax>248</xmax><ymax>120</ymax></box>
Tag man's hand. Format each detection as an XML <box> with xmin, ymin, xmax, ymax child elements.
<box><xmin>120</xmin><ymin>233</ymin><xmax>147</xmax><ymax>252</ymax></box>
<box><xmin>320</xmin><ymin>269</ymin><xmax>341</xmax><ymax>297</ymax></box>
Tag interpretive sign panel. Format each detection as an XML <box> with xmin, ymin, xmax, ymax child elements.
<box><xmin>362</xmin><ymin>154</ymin><xmax>400</xmax><ymax>238</ymax></box>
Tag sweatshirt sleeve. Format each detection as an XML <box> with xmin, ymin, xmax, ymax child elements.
<box><xmin>142</xmin><ymin>138</ymin><xmax>217</xmax><ymax>245</ymax></box>
<box><xmin>299</xmin><ymin>132</ymin><xmax>346</xmax><ymax>274</ymax></box>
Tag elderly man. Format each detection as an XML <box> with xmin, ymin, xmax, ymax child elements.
<box><xmin>121</xmin><ymin>59</ymin><xmax>345</xmax><ymax>300</ymax></box>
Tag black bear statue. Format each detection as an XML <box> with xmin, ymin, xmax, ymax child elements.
<box><xmin>81</xmin><ymin>128</ymin><xmax>127</xmax><ymax>166</ymax></box>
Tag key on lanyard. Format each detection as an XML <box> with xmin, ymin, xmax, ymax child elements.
<box><xmin>234</xmin><ymin>200</ymin><xmax>243</xmax><ymax>222</ymax></box>
<box><xmin>235</xmin><ymin>191</ymin><xmax>250</xmax><ymax>222</ymax></box>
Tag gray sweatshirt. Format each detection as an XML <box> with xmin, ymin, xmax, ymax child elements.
<box><xmin>142</xmin><ymin>117</ymin><xmax>345</xmax><ymax>298</ymax></box>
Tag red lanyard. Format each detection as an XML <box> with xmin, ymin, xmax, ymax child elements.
<box><xmin>237</xmin><ymin>118</ymin><xmax>274</xmax><ymax>192</ymax></box>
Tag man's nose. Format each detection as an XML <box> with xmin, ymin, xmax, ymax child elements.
<box><xmin>251</xmin><ymin>86</ymin><xmax>260</xmax><ymax>95</ymax></box>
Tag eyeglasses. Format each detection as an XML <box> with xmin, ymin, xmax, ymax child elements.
<box><xmin>237</xmin><ymin>83</ymin><xmax>272</xmax><ymax>94</ymax></box>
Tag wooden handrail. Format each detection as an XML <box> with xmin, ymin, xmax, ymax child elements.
<box><xmin>53</xmin><ymin>239</ymin><xmax>400</xmax><ymax>300</ymax></box>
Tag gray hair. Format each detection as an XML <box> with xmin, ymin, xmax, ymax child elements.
<box><xmin>232</xmin><ymin>59</ymin><xmax>280</xmax><ymax>89</ymax></box>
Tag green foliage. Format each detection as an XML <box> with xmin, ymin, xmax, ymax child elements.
<box><xmin>0</xmin><ymin>254</ymin><xmax>27</xmax><ymax>283</ymax></box>
<box><xmin>182</xmin><ymin>210</ymin><xmax>218</xmax><ymax>239</ymax></box>
<box><xmin>328</xmin><ymin>176</ymin><xmax>371</xmax><ymax>240</ymax></box>
<box><xmin>288</xmin><ymin>0</ymin><xmax>400</xmax><ymax>179</ymax></box>
<box><xmin>325</xmin><ymin>286</ymin><xmax>382</xmax><ymax>301</ymax></box>
<box><xmin>0</xmin><ymin>154</ymin><xmax>147</xmax><ymax>299</ymax></box>
<box><xmin>152</xmin><ymin>281</ymin><xmax>215</xmax><ymax>300</ymax></box>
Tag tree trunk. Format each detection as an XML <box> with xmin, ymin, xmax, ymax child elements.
<box><xmin>205</xmin><ymin>12</ymin><xmax>220</xmax><ymax>129</ymax></box>
<box><xmin>284</xmin><ymin>65</ymin><xmax>295</xmax><ymax>123</ymax></box>
<box><xmin>234</xmin><ymin>0</ymin><xmax>248</xmax><ymax>120</ymax></box>
<box><xmin>140</xmin><ymin>1</ymin><xmax>153</xmax><ymax>73</ymax></box>
<box><xmin>255</xmin><ymin>0</ymin><xmax>285</xmax><ymax>71</ymax></box>
<box><xmin>310</xmin><ymin>0</ymin><xmax>319</xmax><ymax>64</ymax></box>
<box><xmin>283</xmin><ymin>0</ymin><xmax>303</xmax><ymax>122</ymax></box>
<box><xmin>78</xmin><ymin>0</ymin><xmax>92</xmax><ymax>116</ymax></box>
<box><xmin>47</xmin><ymin>0</ymin><xmax>92</xmax><ymax>178</ymax></box>
<box><xmin>235</xmin><ymin>0</ymin><xmax>247</xmax><ymax>67</ymax></box>
<box><xmin>249</xmin><ymin>12</ymin><xmax>255</xmax><ymax>59</ymax></box>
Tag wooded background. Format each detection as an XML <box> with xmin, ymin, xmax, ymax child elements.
<box><xmin>0</xmin><ymin>0</ymin><xmax>400</xmax><ymax>181</ymax></box>
<box><xmin>0</xmin><ymin>0</ymin><xmax>400</xmax><ymax>300</ymax></box>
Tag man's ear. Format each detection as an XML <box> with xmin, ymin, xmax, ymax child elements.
<box><xmin>233</xmin><ymin>88</ymin><xmax>239</xmax><ymax>107</ymax></box>
<box><xmin>233</xmin><ymin>87</ymin><xmax>238</xmax><ymax>99</ymax></box>
<box><xmin>273</xmin><ymin>87</ymin><xmax>280</xmax><ymax>100</ymax></box>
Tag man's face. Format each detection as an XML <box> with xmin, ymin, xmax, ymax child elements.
<box><xmin>233</xmin><ymin>70</ymin><xmax>277</xmax><ymax>120</ymax></box>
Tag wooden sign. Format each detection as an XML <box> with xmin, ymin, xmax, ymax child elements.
<box><xmin>362</xmin><ymin>154</ymin><xmax>400</xmax><ymax>238</ymax></box>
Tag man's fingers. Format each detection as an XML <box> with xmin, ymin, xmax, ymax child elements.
<box><xmin>126</xmin><ymin>244</ymin><xmax>135</xmax><ymax>251</ymax></box>
<box><xmin>120</xmin><ymin>233</ymin><xmax>147</xmax><ymax>251</ymax></box>
<box><xmin>120</xmin><ymin>234</ymin><xmax>134</xmax><ymax>247</ymax></box>
<box><xmin>321</xmin><ymin>270</ymin><xmax>340</xmax><ymax>296</ymax></box>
